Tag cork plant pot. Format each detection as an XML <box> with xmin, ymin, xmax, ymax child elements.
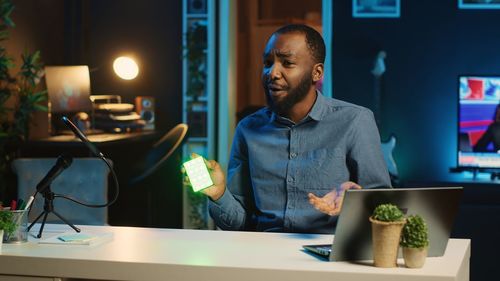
<box><xmin>369</xmin><ymin>217</ymin><xmax>406</xmax><ymax>268</ymax></box>
<box><xmin>402</xmin><ymin>246</ymin><xmax>428</xmax><ymax>268</ymax></box>
<box><xmin>0</xmin><ymin>229</ymin><xmax>3</xmax><ymax>252</ymax></box>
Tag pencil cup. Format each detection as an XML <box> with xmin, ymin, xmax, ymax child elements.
<box><xmin>1</xmin><ymin>210</ymin><xmax>28</xmax><ymax>244</ymax></box>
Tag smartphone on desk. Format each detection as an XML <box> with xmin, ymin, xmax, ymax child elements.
<box><xmin>183</xmin><ymin>156</ymin><xmax>214</xmax><ymax>192</ymax></box>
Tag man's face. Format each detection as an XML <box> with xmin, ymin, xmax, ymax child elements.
<box><xmin>261</xmin><ymin>32</ymin><xmax>318</xmax><ymax>115</ymax></box>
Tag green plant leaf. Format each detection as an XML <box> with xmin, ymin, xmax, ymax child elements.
<box><xmin>372</xmin><ymin>203</ymin><xmax>404</xmax><ymax>222</ymax></box>
<box><xmin>400</xmin><ymin>215</ymin><xmax>429</xmax><ymax>248</ymax></box>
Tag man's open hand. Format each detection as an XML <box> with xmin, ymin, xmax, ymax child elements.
<box><xmin>308</xmin><ymin>181</ymin><xmax>362</xmax><ymax>216</ymax></box>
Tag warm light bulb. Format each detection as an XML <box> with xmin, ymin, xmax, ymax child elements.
<box><xmin>113</xmin><ymin>56</ymin><xmax>139</xmax><ymax>80</ymax></box>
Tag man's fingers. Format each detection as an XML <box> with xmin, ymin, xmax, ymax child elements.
<box><xmin>206</xmin><ymin>159</ymin><xmax>220</xmax><ymax>170</ymax></box>
<box><xmin>340</xmin><ymin>181</ymin><xmax>362</xmax><ymax>191</ymax></box>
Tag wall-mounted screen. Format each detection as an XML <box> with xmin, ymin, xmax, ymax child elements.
<box><xmin>458</xmin><ymin>76</ymin><xmax>500</xmax><ymax>168</ymax></box>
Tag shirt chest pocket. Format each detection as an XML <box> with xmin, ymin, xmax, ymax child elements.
<box><xmin>297</xmin><ymin>148</ymin><xmax>349</xmax><ymax>190</ymax></box>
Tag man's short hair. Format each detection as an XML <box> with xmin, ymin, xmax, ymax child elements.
<box><xmin>273</xmin><ymin>24</ymin><xmax>326</xmax><ymax>64</ymax></box>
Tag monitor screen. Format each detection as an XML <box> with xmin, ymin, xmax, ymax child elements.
<box><xmin>45</xmin><ymin>65</ymin><xmax>92</xmax><ymax>113</ymax></box>
<box><xmin>458</xmin><ymin>76</ymin><xmax>500</xmax><ymax>168</ymax></box>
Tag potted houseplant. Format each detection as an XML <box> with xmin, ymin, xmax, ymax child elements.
<box><xmin>0</xmin><ymin>210</ymin><xmax>17</xmax><ymax>249</ymax></box>
<box><xmin>369</xmin><ymin>203</ymin><xmax>406</xmax><ymax>267</ymax></box>
<box><xmin>0</xmin><ymin>0</ymin><xmax>46</xmax><ymax>202</ymax></box>
<box><xmin>400</xmin><ymin>214</ymin><xmax>429</xmax><ymax>268</ymax></box>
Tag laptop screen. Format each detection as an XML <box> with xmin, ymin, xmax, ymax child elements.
<box><xmin>305</xmin><ymin>187</ymin><xmax>463</xmax><ymax>261</ymax></box>
<box><xmin>45</xmin><ymin>65</ymin><xmax>92</xmax><ymax>114</ymax></box>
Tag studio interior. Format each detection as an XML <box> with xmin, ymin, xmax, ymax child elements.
<box><xmin>0</xmin><ymin>1</ymin><xmax>498</xmax><ymax>280</ymax></box>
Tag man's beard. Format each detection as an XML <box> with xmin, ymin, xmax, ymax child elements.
<box><xmin>265</xmin><ymin>74</ymin><xmax>313</xmax><ymax>116</ymax></box>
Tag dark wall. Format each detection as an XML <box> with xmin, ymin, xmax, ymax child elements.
<box><xmin>84</xmin><ymin>0</ymin><xmax>183</xmax><ymax>133</ymax></box>
<box><xmin>332</xmin><ymin>0</ymin><xmax>500</xmax><ymax>183</ymax></box>
<box><xmin>80</xmin><ymin>0</ymin><xmax>184</xmax><ymax>228</ymax></box>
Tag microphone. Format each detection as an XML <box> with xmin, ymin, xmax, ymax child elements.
<box><xmin>36</xmin><ymin>155</ymin><xmax>73</xmax><ymax>193</ymax></box>
<box><xmin>61</xmin><ymin>116</ymin><xmax>104</xmax><ymax>158</ymax></box>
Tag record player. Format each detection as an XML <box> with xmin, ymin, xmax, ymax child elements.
<box><xmin>90</xmin><ymin>95</ymin><xmax>145</xmax><ymax>132</ymax></box>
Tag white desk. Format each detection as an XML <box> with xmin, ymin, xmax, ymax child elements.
<box><xmin>0</xmin><ymin>224</ymin><xmax>470</xmax><ymax>281</ymax></box>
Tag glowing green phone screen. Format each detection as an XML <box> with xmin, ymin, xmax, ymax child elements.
<box><xmin>183</xmin><ymin>157</ymin><xmax>214</xmax><ymax>192</ymax></box>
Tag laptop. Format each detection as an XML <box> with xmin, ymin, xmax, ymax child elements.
<box><xmin>303</xmin><ymin>187</ymin><xmax>463</xmax><ymax>261</ymax></box>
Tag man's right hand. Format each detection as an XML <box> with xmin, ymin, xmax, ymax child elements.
<box><xmin>201</xmin><ymin>158</ymin><xmax>226</xmax><ymax>201</ymax></box>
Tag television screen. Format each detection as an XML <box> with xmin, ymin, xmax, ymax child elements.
<box><xmin>458</xmin><ymin>76</ymin><xmax>500</xmax><ymax>168</ymax></box>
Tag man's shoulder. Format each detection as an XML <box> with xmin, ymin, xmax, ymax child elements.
<box><xmin>321</xmin><ymin>96</ymin><xmax>372</xmax><ymax>115</ymax></box>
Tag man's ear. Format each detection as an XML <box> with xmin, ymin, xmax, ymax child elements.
<box><xmin>312</xmin><ymin>63</ymin><xmax>324</xmax><ymax>83</ymax></box>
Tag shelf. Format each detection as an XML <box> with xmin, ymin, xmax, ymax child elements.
<box><xmin>186</xmin><ymin>13</ymin><xmax>208</xmax><ymax>18</ymax></box>
<box><xmin>187</xmin><ymin>137</ymin><xmax>208</xmax><ymax>142</ymax></box>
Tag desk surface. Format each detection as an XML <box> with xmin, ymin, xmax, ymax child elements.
<box><xmin>33</xmin><ymin>130</ymin><xmax>157</xmax><ymax>144</ymax></box>
<box><xmin>0</xmin><ymin>224</ymin><xmax>470</xmax><ymax>281</ymax></box>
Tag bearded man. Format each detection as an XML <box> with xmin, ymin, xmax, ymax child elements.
<box><xmin>200</xmin><ymin>24</ymin><xmax>390</xmax><ymax>233</ymax></box>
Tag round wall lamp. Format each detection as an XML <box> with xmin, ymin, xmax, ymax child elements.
<box><xmin>113</xmin><ymin>56</ymin><xmax>139</xmax><ymax>80</ymax></box>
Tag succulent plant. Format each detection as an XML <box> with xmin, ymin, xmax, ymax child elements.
<box><xmin>0</xmin><ymin>211</ymin><xmax>17</xmax><ymax>237</ymax></box>
<box><xmin>372</xmin><ymin>203</ymin><xmax>405</xmax><ymax>222</ymax></box>
<box><xmin>400</xmin><ymin>215</ymin><xmax>429</xmax><ymax>248</ymax></box>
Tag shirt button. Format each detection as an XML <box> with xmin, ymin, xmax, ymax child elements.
<box><xmin>287</xmin><ymin>177</ymin><xmax>294</xmax><ymax>183</ymax></box>
<box><xmin>290</xmin><ymin>152</ymin><xmax>297</xmax><ymax>159</ymax></box>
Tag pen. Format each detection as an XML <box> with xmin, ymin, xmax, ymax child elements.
<box><xmin>24</xmin><ymin>196</ymin><xmax>35</xmax><ymax>211</ymax></box>
<box><xmin>17</xmin><ymin>199</ymin><xmax>24</xmax><ymax>210</ymax></box>
<box><xmin>10</xmin><ymin>200</ymin><xmax>16</xmax><ymax>211</ymax></box>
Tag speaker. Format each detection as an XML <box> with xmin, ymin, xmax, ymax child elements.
<box><xmin>188</xmin><ymin>0</ymin><xmax>206</xmax><ymax>14</ymax></box>
<box><xmin>135</xmin><ymin>96</ymin><xmax>155</xmax><ymax>130</ymax></box>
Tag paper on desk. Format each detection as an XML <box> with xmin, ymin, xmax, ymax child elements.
<box><xmin>38</xmin><ymin>231</ymin><xmax>113</xmax><ymax>246</ymax></box>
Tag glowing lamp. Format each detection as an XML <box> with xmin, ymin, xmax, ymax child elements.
<box><xmin>113</xmin><ymin>56</ymin><xmax>139</xmax><ymax>80</ymax></box>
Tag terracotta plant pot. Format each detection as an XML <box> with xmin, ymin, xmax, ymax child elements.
<box><xmin>369</xmin><ymin>216</ymin><xmax>406</xmax><ymax>268</ymax></box>
<box><xmin>403</xmin><ymin>247</ymin><xmax>428</xmax><ymax>268</ymax></box>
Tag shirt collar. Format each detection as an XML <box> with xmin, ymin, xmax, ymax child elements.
<box><xmin>307</xmin><ymin>90</ymin><xmax>327</xmax><ymax>121</ymax></box>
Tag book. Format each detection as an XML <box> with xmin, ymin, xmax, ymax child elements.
<box><xmin>38</xmin><ymin>231</ymin><xmax>113</xmax><ymax>246</ymax></box>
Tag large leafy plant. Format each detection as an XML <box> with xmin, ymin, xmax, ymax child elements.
<box><xmin>0</xmin><ymin>0</ymin><xmax>46</xmax><ymax>199</ymax></box>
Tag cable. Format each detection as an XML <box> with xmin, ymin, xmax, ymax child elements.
<box><xmin>54</xmin><ymin>156</ymin><xmax>119</xmax><ymax>208</ymax></box>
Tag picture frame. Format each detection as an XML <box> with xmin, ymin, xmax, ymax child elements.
<box><xmin>352</xmin><ymin>0</ymin><xmax>400</xmax><ymax>18</ymax></box>
<box><xmin>458</xmin><ymin>0</ymin><xmax>500</xmax><ymax>9</ymax></box>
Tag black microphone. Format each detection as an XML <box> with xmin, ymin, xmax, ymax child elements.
<box><xmin>61</xmin><ymin>116</ymin><xmax>104</xmax><ymax>158</ymax></box>
<box><xmin>36</xmin><ymin>155</ymin><xmax>73</xmax><ymax>193</ymax></box>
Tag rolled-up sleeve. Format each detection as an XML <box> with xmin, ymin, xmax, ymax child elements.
<box><xmin>209</xmin><ymin>125</ymin><xmax>254</xmax><ymax>230</ymax></box>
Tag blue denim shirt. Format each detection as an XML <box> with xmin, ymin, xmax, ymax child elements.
<box><xmin>209</xmin><ymin>93</ymin><xmax>391</xmax><ymax>233</ymax></box>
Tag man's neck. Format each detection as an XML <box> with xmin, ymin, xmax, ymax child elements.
<box><xmin>285</xmin><ymin>89</ymin><xmax>318</xmax><ymax>123</ymax></box>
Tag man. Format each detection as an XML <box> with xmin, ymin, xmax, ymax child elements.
<box><xmin>200</xmin><ymin>24</ymin><xmax>390</xmax><ymax>233</ymax></box>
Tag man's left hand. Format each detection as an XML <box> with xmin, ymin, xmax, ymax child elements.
<box><xmin>308</xmin><ymin>181</ymin><xmax>362</xmax><ymax>216</ymax></box>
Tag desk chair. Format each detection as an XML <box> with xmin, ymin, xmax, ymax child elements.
<box><xmin>129</xmin><ymin>123</ymin><xmax>188</xmax><ymax>226</ymax></box>
<box><xmin>12</xmin><ymin>158</ymin><xmax>111</xmax><ymax>225</ymax></box>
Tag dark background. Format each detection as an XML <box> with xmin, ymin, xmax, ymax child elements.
<box><xmin>5</xmin><ymin>0</ymin><xmax>500</xmax><ymax>280</ymax></box>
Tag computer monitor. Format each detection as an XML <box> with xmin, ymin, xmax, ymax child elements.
<box><xmin>458</xmin><ymin>75</ymin><xmax>500</xmax><ymax>169</ymax></box>
<box><xmin>45</xmin><ymin>65</ymin><xmax>92</xmax><ymax>133</ymax></box>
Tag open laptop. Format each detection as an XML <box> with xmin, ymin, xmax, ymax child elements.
<box><xmin>303</xmin><ymin>187</ymin><xmax>463</xmax><ymax>261</ymax></box>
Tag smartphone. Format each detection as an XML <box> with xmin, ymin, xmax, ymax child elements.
<box><xmin>183</xmin><ymin>156</ymin><xmax>214</xmax><ymax>192</ymax></box>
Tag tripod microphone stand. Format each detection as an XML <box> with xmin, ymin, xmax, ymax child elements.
<box><xmin>27</xmin><ymin>185</ymin><xmax>81</xmax><ymax>238</ymax></box>
<box><xmin>27</xmin><ymin>154</ymin><xmax>78</xmax><ymax>238</ymax></box>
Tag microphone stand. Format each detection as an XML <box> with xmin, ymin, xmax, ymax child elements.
<box><xmin>27</xmin><ymin>160</ymin><xmax>81</xmax><ymax>238</ymax></box>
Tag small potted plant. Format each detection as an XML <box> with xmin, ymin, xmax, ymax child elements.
<box><xmin>0</xmin><ymin>210</ymin><xmax>17</xmax><ymax>249</ymax></box>
<box><xmin>369</xmin><ymin>203</ymin><xmax>406</xmax><ymax>267</ymax></box>
<box><xmin>400</xmin><ymin>214</ymin><xmax>429</xmax><ymax>268</ymax></box>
